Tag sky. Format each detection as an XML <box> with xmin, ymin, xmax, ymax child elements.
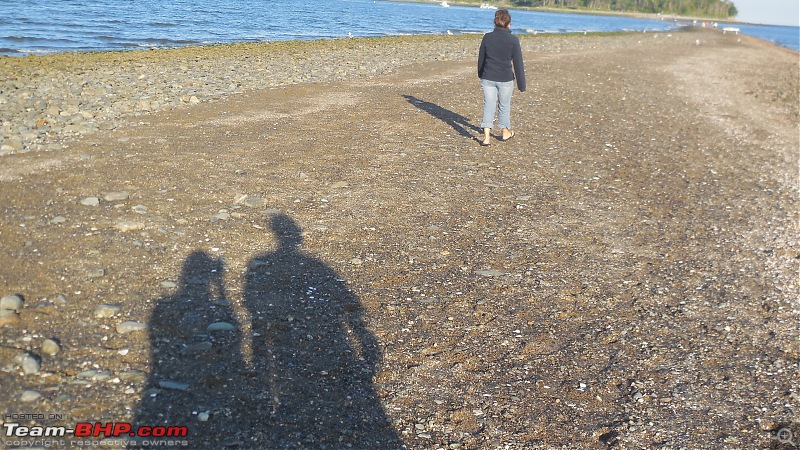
<box><xmin>732</xmin><ymin>0</ymin><xmax>800</xmax><ymax>26</ymax></box>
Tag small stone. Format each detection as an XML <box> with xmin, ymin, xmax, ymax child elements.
<box><xmin>54</xmin><ymin>294</ymin><xmax>68</xmax><ymax>306</ymax></box>
<box><xmin>80</xmin><ymin>197</ymin><xmax>100</xmax><ymax>206</ymax></box>
<box><xmin>207</xmin><ymin>322</ymin><xmax>236</xmax><ymax>332</ymax></box>
<box><xmin>77</xmin><ymin>369</ymin><xmax>112</xmax><ymax>381</ymax></box>
<box><xmin>41</xmin><ymin>339</ymin><xmax>61</xmax><ymax>355</ymax></box>
<box><xmin>158</xmin><ymin>381</ymin><xmax>190</xmax><ymax>391</ymax></box>
<box><xmin>87</xmin><ymin>268</ymin><xmax>105</xmax><ymax>278</ymax></box>
<box><xmin>104</xmin><ymin>191</ymin><xmax>129</xmax><ymax>201</ymax></box>
<box><xmin>77</xmin><ymin>369</ymin><xmax>99</xmax><ymax>379</ymax></box>
<box><xmin>160</xmin><ymin>281</ymin><xmax>178</xmax><ymax>289</ymax></box>
<box><xmin>119</xmin><ymin>371</ymin><xmax>147</xmax><ymax>383</ymax></box>
<box><xmin>50</xmin><ymin>216</ymin><xmax>67</xmax><ymax>224</ymax></box>
<box><xmin>1</xmin><ymin>294</ymin><xmax>24</xmax><ymax>311</ymax></box>
<box><xmin>114</xmin><ymin>221</ymin><xmax>145</xmax><ymax>232</ymax></box>
<box><xmin>20</xmin><ymin>390</ymin><xmax>43</xmax><ymax>402</ymax></box>
<box><xmin>132</xmin><ymin>205</ymin><xmax>149</xmax><ymax>214</ymax></box>
<box><xmin>350</xmin><ymin>258</ymin><xmax>363</xmax><ymax>265</ymax></box>
<box><xmin>0</xmin><ymin>311</ymin><xmax>20</xmax><ymax>327</ymax></box>
<box><xmin>210</xmin><ymin>212</ymin><xmax>230</xmax><ymax>222</ymax></box>
<box><xmin>198</xmin><ymin>412</ymin><xmax>210</xmax><ymax>422</ymax></box>
<box><xmin>16</xmin><ymin>353</ymin><xmax>41</xmax><ymax>374</ymax></box>
<box><xmin>212</xmin><ymin>298</ymin><xmax>231</xmax><ymax>306</ymax></box>
<box><xmin>475</xmin><ymin>269</ymin><xmax>504</xmax><ymax>277</ymax></box>
<box><xmin>243</xmin><ymin>197</ymin><xmax>267</xmax><ymax>208</ymax></box>
<box><xmin>94</xmin><ymin>304</ymin><xmax>121</xmax><ymax>318</ymax></box>
<box><xmin>116</xmin><ymin>321</ymin><xmax>148</xmax><ymax>334</ymax></box>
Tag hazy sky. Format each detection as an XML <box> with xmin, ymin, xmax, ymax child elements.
<box><xmin>733</xmin><ymin>0</ymin><xmax>799</xmax><ymax>26</ymax></box>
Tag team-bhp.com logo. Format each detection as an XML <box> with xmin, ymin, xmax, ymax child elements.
<box><xmin>4</xmin><ymin>421</ymin><xmax>188</xmax><ymax>439</ymax></box>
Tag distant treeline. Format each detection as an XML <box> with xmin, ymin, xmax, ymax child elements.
<box><xmin>508</xmin><ymin>0</ymin><xmax>738</xmax><ymax>18</ymax></box>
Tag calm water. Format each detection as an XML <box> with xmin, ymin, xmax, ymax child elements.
<box><xmin>0</xmin><ymin>0</ymin><xmax>797</xmax><ymax>56</ymax></box>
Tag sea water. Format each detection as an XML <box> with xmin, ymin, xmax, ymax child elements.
<box><xmin>0</xmin><ymin>0</ymin><xmax>796</xmax><ymax>56</ymax></box>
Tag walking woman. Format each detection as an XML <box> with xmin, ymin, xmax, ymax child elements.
<box><xmin>478</xmin><ymin>9</ymin><xmax>526</xmax><ymax>146</ymax></box>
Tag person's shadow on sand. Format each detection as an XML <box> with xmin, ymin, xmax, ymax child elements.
<box><xmin>240</xmin><ymin>214</ymin><xmax>401</xmax><ymax>448</ymax></box>
<box><xmin>132</xmin><ymin>251</ymin><xmax>245</xmax><ymax>448</ymax></box>
<box><xmin>404</xmin><ymin>94</ymin><xmax>482</xmax><ymax>141</ymax></box>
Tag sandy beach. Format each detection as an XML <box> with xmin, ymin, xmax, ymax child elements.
<box><xmin>0</xmin><ymin>28</ymin><xmax>798</xmax><ymax>449</ymax></box>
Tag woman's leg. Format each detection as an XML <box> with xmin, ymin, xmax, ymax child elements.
<box><xmin>480</xmin><ymin>79</ymin><xmax>498</xmax><ymax>144</ymax></box>
<box><xmin>497</xmin><ymin>80</ymin><xmax>514</xmax><ymax>139</ymax></box>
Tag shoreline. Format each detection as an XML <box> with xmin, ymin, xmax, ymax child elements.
<box><xmin>396</xmin><ymin>0</ymin><xmax>793</xmax><ymax>27</ymax></box>
<box><xmin>2</xmin><ymin>3</ymin><xmax>796</xmax><ymax>59</ymax></box>
<box><xmin>1</xmin><ymin>28</ymin><xmax>795</xmax><ymax>158</ymax></box>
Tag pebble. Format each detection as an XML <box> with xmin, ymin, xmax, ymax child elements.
<box><xmin>243</xmin><ymin>197</ymin><xmax>267</xmax><ymax>208</ymax></box>
<box><xmin>207</xmin><ymin>322</ymin><xmax>236</xmax><ymax>332</ymax></box>
<box><xmin>78</xmin><ymin>369</ymin><xmax>112</xmax><ymax>381</ymax></box>
<box><xmin>116</xmin><ymin>321</ymin><xmax>148</xmax><ymax>334</ymax></box>
<box><xmin>20</xmin><ymin>390</ymin><xmax>43</xmax><ymax>402</ymax></box>
<box><xmin>212</xmin><ymin>297</ymin><xmax>232</xmax><ymax>306</ymax></box>
<box><xmin>210</xmin><ymin>212</ymin><xmax>231</xmax><ymax>222</ymax></box>
<box><xmin>1</xmin><ymin>294</ymin><xmax>24</xmax><ymax>311</ymax></box>
<box><xmin>475</xmin><ymin>269</ymin><xmax>504</xmax><ymax>277</ymax></box>
<box><xmin>94</xmin><ymin>304</ymin><xmax>121</xmax><ymax>318</ymax></box>
<box><xmin>80</xmin><ymin>197</ymin><xmax>100</xmax><ymax>206</ymax></box>
<box><xmin>41</xmin><ymin>338</ymin><xmax>61</xmax><ymax>355</ymax></box>
<box><xmin>114</xmin><ymin>221</ymin><xmax>145</xmax><ymax>232</ymax></box>
<box><xmin>158</xmin><ymin>380</ymin><xmax>190</xmax><ymax>391</ymax></box>
<box><xmin>161</xmin><ymin>281</ymin><xmax>178</xmax><ymax>289</ymax></box>
<box><xmin>15</xmin><ymin>352</ymin><xmax>42</xmax><ymax>374</ymax></box>
<box><xmin>118</xmin><ymin>370</ymin><xmax>147</xmax><ymax>383</ymax></box>
<box><xmin>0</xmin><ymin>310</ymin><xmax>20</xmax><ymax>327</ymax></box>
<box><xmin>104</xmin><ymin>191</ymin><xmax>129</xmax><ymax>201</ymax></box>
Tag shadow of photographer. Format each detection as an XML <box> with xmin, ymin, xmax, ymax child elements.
<box><xmin>133</xmin><ymin>215</ymin><xmax>401</xmax><ymax>448</ymax></box>
<box><xmin>133</xmin><ymin>251</ymin><xmax>244</xmax><ymax>447</ymax></box>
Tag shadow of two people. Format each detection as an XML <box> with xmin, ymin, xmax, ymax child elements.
<box><xmin>134</xmin><ymin>214</ymin><xmax>401</xmax><ymax>449</ymax></box>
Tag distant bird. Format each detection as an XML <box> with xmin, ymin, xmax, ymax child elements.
<box><xmin>695</xmin><ymin>39</ymin><xmax>701</xmax><ymax>46</ymax></box>
<box><xmin>348</xmin><ymin>32</ymin><xmax>353</xmax><ymax>38</ymax></box>
<box><xmin>447</xmin><ymin>30</ymin><xmax>453</xmax><ymax>35</ymax></box>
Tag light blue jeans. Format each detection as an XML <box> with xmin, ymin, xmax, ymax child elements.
<box><xmin>480</xmin><ymin>79</ymin><xmax>514</xmax><ymax>130</ymax></box>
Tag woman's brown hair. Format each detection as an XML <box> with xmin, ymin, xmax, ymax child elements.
<box><xmin>494</xmin><ymin>9</ymin><xmax>511</xmax><ymax>28</ymax></box>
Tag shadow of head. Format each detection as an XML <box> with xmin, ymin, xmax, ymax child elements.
<box><xmin>269</xmin><ymin>213</ymin><xmax>303</xmax><ymax>249</ymax></box>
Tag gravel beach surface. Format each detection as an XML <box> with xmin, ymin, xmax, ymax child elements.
<box><xmin>0</xmin><ymin>28</ymin><xmax>798</xmax><ymax>449</ymax></box>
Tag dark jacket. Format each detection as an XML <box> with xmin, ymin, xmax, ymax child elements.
<box><xmin>478</xmin><ymin>27</ymin><xmax>526</xmax><ymax>92</ymax></box>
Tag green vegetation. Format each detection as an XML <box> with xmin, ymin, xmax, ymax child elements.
<box><xmin>505</xmin><ymin>0</ymin><xmax>738</xmax><ymax>19</ymax></box>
